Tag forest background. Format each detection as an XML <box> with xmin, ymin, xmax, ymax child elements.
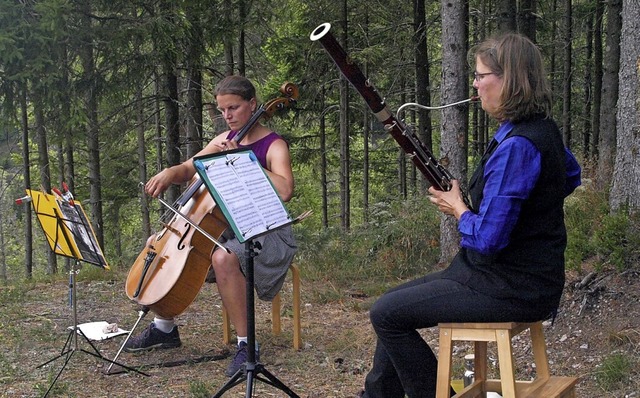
<box><xmin>0</xmin><ymin>0</ymin><xmax>639</xmax><ymax>397</ymax></box>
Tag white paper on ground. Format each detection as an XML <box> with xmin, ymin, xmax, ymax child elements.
<box><xmin>68</xmin><ymin>321</ymin><xmax>129</xmax><ymax>341</ymax></box>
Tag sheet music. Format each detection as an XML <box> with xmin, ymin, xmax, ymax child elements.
<box><xmin>26</xmin><ymin>189</ymin><xmax>109</xmax><ymax>269</ymax></box>
<box><xmin>69</xmin><ymin>321</ymin><xmax>129</xmax><ymax>341</ymax></box>
<box><xmin>57</xmin><ymin>201</ymin><xmax>106</xmax><ymax>266</ymax></box>
<box><xmin>195</xmin><ymin>151</ymin><xmax>291</xmax><ymax>242</ymax></box>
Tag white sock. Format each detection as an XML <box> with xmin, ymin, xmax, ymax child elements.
<box><xmin>237</xmin><ymin>336</ymin><xmax>259</xmax><ymax>351</ymax></box>
<box><xmin>153</xmin><ymin>317</ymin><xmax>175</xmax><ymax>333</ymax></box>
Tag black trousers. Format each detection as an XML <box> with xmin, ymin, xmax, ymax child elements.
<box><xmin>362</xmin><ymin>270</ymin><xmax>554</xmax><ymax>398</ymax></box>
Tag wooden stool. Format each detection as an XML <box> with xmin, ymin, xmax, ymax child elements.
<box><xmin>436</xmin><ymin>322</ymin><xmax>578</xmax><ymax>398</ymax></box>
<box><xmin>221</xmin><ymin>264</ymin><xmax>302</xmax><ymax>350</ymax></box>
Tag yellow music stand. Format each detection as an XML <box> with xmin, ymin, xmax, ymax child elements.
<box><xmin>27</xmin><ymin>189</ymin><xmax>144</xmax><ymax>397</ymax></box>
<box><xmin>27</xmin><ymin>189</ymin><xmax>109</xmax><ymax>269</ymax></box>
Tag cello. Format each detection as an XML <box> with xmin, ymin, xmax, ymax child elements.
<box><xmin>125</xmin><ymin>82</ymin><xmax>299</xmax><ymax>319</ymax></box>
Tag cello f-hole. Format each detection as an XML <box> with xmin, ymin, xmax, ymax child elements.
<box><xmin>177</xmin><ymin>223</ymin><xmax>191</xmax><ymax>250</ymax></box>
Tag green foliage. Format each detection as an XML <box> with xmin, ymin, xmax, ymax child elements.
<box><xmin>564</xmin><ymin>188</ymin><xmax>606</xmax><ymax>271</ymax></box>
<box><xmin>595</xmin><ymin>352</ymin><xmax>634</xmax><ymax>392</ymax></box>
<box><xmin>565</xmin><ymin>187</ymin><xmax>640</xmax><ymax>272</ymax></box>
<box><xmin>34</xmin><ymin>375</ymin><xmax>69</xmax><ymax>397</ymax></box>
<box><xmin>295</xmin><ymin>197</ymin><xmax>441</xmax><ymax>302</ymax></box>
<box><xmin>0</xmin><ymin>0</ymin><xmax>637</xmax><ymax>302</ymax></box>
<box><xmin>188</xmin><ymin>380</ymin><xmax>210</xmax><ymax>398</ymax></box>
<box><xmin>261</xmin><ymin>0</ymin><xmax>311</xmax><ymax>88</ymax></box>
<box><xmin>592</xmin><ymin>211</ymin><xmax>639</xmax><ymax>271</ymax></box>
<box><xmin>293</xmin><ymin>182</ymin><xmax>640</xmax><ymax>307</ymax></box>
<box><xmin>0</xmin><ymin>351</ymin><xmax>14</xmax><ymax>385</ymax></box>
<box><xmin>0</xmin><ymin>284</ymin><xmax>27</xmax><ymax>304</ymax></box>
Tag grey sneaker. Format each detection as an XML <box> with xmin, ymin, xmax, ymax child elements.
<box><xmin>123</xmin><ymin>322</ymin><xmax>181</xmax><ymax>353</ymax></box>
<box><xmin>225</xmin><ymin>341</ymin><xmax>260</xmax><ymax>377</ymax></box>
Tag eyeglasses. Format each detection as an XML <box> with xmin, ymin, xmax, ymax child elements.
<box><xmin>473</xmin><ymin>71</ymin><xmax>496</xmax><ymax>81</ymax></box>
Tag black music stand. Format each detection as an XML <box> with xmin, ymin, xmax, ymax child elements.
<box><xmin>211</xmin><ymin>238</ymin><xmax>299</xmax><ymax>398</ymax></box>
<box><xmin>193</xmin><ymin>149</ymin><xmax>308</xmax><ymax>398</ymax></box>
<box><xmin>25</xmin><ymin>190</ymin><xmax>146</xmax><ymax>398</ymax></box>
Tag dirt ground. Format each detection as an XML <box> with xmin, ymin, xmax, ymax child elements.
<box><xmin>1</xmin><ymin>266</ymin><xmax>638</xmax><ymax>398</ymax></box>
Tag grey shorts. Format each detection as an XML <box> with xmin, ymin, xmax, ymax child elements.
<box><xmin>222</xmin><ymin>225</ymin><xmax>297</xmax><ymax>301</ymax></box>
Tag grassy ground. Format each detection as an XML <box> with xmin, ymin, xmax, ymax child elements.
<box><xmin>1</xmin><ymin>263</ymin><xmax>639</xmax><ymax>397</ymax></box>
<box><xmin>0</xmin><ymin>267</ymin><xmax>375</xmax><ymax>397</ymax></box>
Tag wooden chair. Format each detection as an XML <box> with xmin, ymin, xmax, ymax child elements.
<box><xmin>436</xmin><ymin>321</ymin><xmax>578</xmax><ymax>398</ymax></box>
<box><xmin>221</xmin><ymin>264</ymin><xmax>302</xmax><ymax>350</ymax></box>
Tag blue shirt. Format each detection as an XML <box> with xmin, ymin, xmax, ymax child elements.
<box><xmin>458</xmin><ymin>121</ymin><xmax>581</xmax><ymax>255</ymax></box>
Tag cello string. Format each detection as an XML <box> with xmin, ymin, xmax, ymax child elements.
<box><xmin>155</xmin><ymin>196</ymin><xmax>229</xmax><ymax>252</ymax></box>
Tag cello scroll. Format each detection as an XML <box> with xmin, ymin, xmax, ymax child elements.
<box><xmin>232</xmin><ymin>82</ymin><xmax>299</xmax><ymax>143</ymax></box>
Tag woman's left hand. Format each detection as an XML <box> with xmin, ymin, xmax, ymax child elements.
<box><xmin>213</xmin><ymin>138</ymin><xmax>239</xmax><ymax>153</ymax></box>
<box><xmin>428</xmin><ymin>180</ymin><xmax>469</xmax><ymax>220</ymax></box>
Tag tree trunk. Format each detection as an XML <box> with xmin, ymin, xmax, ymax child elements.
<box><xmin>20</xmin><ymin>84</ymin><xmax>33</xmax><ymax>279</ymax></box>
<box><xmin>61</xmin><ymin>43</ymin><xmax>75</xmax><ymax>196</ymax></box>
<box><xmin>518</xmin><ymin>0</ymin><xmax>537</xmax><ymax>41</ymax></box>
<box><xmin>440</xmin><ymin>0</ymin><xmax>469</xmax><ymax>262</ymax></box>
<box><xmin>596</xmin><ymin>0</ymin><xmax>622</xmax><ymax>189</ymax></box>
<box><xmin>549</xmin><ymin>0</ymin><xmax>559</xmax><ymax>96</ymax></box>
<box><xmin>609</xmin><ymin>0</ymin><xmax>640</xmax><ymax>212</ymax></box>
<box><xmin>164</xmin><ymin>63</ymin><xmax>180</xmax><ymax>204</ymax></box>
<box><xmin>60</xmin><ymin>42</ymin><xmax>74</xmax><ymax>273</ymax></box>
<box><xmin>320</xmin><ymin>86</ymin><xmax>330</xmax><ymax>229</ymax></box>
<box><xmin>34</xmin><ymin>94</ymin><xmax>58</xmax><ymax>275</ymax></box>
<box><xmin>238</xmin><ymin>0</ymin><xmax>247</xmax><ymax>76</ymax></box>
<box><xmin>400</xmin><ymin>77</ymin><xmax>409</xmax><ymax>199</ymax></box>
<box><xmin>154</xmin><ymin>72</ymin><xmax>163</xmax><ymax>178</ymax></box>
<box><xmin>137</xmin><ymin>86</ymin><xmax>151</xmax><ymax>239</ymax></box>
<box><xmin>362</xmin><ymin>12</ymin><xmax>370</xmax><ymax>223</ymax></box>
<box><xmin>582</xmin><ymin>9</ymin><xmax>593</xmax><ymax>158</ymax></box>
<box><xmin>223</xmin><ymin>0</ymin><xmax>234</xmax><ymax>76</ymax></box>
<box><xmin>470</xmin><ymin>9</ymin><xmax>488</xmax><ymax>158</ymax></box>
<box><xmin>363</xmin><ymin>102</ymin><xmax>370</xmax><ymax>224</ymax></box>
<box><xmin>414</xmin><ymin>0</ymin><xmax>433</xmax><ymax>193</ymax></box>
<box><xmin>79</xmin><ymin>0</ymin><xmax>105</xmax><ymax>250</ymax></box>
<box><xmin>591</xmin><ymin>0</ymin><xmax>604</xmax><ymax>160</ymax></box>
<box><xmin>185</xmin><ymin>6</ymin><xmax>204</xmax><ymax>159</ymax></box>
<box><xmin>110</xmin><ymin>202</ymin><xmax>123</xmax><ymax>258</ymax></box>
<box><xmin>339</xmin><ymin>0</ymin><xmax>350</xmax><ymax>231</ymax></box>
<box><xmin>398</xmin><ymin>148</ymin><xmax>407</xmax><ymax>199</ymax></box>
<box><xmin>561</xmin><ymin>0</ymin><xmax>573</xmax><ymax>147</ymax></box>
<box><xmin>496</xmin><ymin>0</ymin><xmax>517</xmax><ymax>33</ymax></box>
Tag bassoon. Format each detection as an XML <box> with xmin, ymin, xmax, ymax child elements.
<box><xmin>310</xmin><ymin>23</ymin><xmax>472</xmax><ymax>208</ymax></box>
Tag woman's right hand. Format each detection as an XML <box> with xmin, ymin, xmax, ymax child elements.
<box><xmin>428</xmin><ymin>180</ymin><xmax>469</xmax><ymax>220</ymax></box>
<box><xmin>145</xmin><ymin>168</ymin><xmax>177</xmax><ymax>198</ymax></box>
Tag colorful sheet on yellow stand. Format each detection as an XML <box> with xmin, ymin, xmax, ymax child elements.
<box><xmin>26</xmin><ymin>189</ymin><xmax>109</xmax><ymax>269</ymax></box>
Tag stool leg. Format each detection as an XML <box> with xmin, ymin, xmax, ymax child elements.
<box><xmin>272</xmin><ymin>293</ymin><xmax>282</xmax><ymax>335</ymax></box>
<box><xmin>495</xmin><ymin>329</ymin><xmax>517</xmax><ymax>398</ymax></box>
<box><xmin>223</xmin><ymin>264</ymin><xmax>302</xmax><ymax>350</ymax></box>
<box><xmin>529</xmin><ymin>322</ymin><xmax>550</xmax><ymax>380</ymax></box>
<box><xmin>474</xmin><ymin>340</ymin><xmax>488</xmax><ymax>396</ymax></box>
<box><xmin>436</xmin><ymin>327</ymin><xmax>454</xmax><ymax>398</ymax></box>
<box><xmin>291</xmin><ymin>264</ymin><xmax>302</xmax><ymax>350</ymax></box>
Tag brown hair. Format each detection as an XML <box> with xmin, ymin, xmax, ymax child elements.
<box><xmin>214</xmin><ymin>75</ymin><xmax>257</xmax><ymax>101</ymax></box>
<box><xmin>471</xmin><ymin>33</ymin><xmax>552</xmax><ymax>122</ymax></box>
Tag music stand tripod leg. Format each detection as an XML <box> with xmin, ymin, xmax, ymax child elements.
<box><xmin>211</xmin><ymin>239</ymin><xmax>300</xmax><ymax>398</ymax></box>
<box><xmin>37</xmin><ymin>262</ymin><xmax>149</xmax><ymax>398</ymax></box>
<box><xmin>36</xmin><ymin>260</ymin><xmax>82</xmax><ymax>398</ymax></box>
<box><xmin>105</xmin><ymin>307</ymin><xmax>151</xmax><ymax>376</ymax></box>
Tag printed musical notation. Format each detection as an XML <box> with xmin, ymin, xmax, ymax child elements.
<box><xmin>194</xmin><ymin>149</ymin><xmax>292</xmax><ymax>242</ymax></box>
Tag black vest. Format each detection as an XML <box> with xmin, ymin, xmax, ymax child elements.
<box><xmin>444</xmin><ymin>116</ymin><xmax>567</xmax><ymax>312</ymax></box>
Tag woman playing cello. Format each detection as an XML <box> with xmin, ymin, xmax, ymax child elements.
<box><xmin>124</xmin><ymin>75</ymin><xmax>298</xmax><ymax>378</ymax></box>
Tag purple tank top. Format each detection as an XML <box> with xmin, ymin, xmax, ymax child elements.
<box><xmin>226</xmin><ymin>130</ymin><xmax>284</xmax><ymax>169</ymax></box>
